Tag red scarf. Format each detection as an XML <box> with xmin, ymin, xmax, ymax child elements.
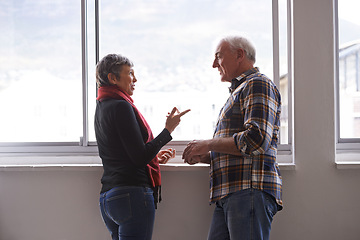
<box><xmin>97</xmin><ymin>85</ymin><xmax>161</xmax><ymax>188</ymax></box>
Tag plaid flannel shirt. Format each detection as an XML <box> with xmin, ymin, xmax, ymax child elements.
<box><xmin>210</xmin><ymin>67</ymin><xmax>283</xmax><ymax>209</ymax></box>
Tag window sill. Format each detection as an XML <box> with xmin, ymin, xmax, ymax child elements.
<box><xmin>336</xmin><ymin>152</ymin><xmax>360</xmax><ymax>169</ymax></box>
<box><xmin>0</xmin><ymin>154</ymin><xmax>295</xmax><ymax>171</ymax></box>
<box><xmin>0</xmin><ymin>155</ymin><xmax>102</xmax><ymax>171</ymax></box>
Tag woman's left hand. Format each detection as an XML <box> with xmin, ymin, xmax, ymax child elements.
<box><xmin>157</xmin><ymin>148</ymin><xmax>176</xmax><ymax>164</ymax></box>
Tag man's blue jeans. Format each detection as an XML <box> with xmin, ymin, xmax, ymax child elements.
<box><xmin>208</xmin><ymin>188</ymin><xmax>278</xmax><ymax>240</ymax></box>
<box><xmin>99</xmin><ymin>186</ymin><xmax>155</xmax><ymax>240</ymax></box>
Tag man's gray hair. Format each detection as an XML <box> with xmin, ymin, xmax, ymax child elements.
<box><xmin>222</xmin><ymin>36</ymin><xmax>256</xmax><ymax>63</ymax></box>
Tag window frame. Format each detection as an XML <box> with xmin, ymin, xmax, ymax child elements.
<box><xmin>0</xmin><ymin>0</ymin><xmax>294</xmax><ymax>167</ymax></box>
<box><xmin>335</xmin><ymin>0</ymin><xmax>360</xmax><ymax>156</ymax></box>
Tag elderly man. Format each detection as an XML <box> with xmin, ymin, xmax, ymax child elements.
<box><xmin>183</xmin><ymin>36</ymin><xmax>283</xmax><ymax>240</ymax></box>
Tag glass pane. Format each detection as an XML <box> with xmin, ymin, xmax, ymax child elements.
<box><xmin>88</xmin><ymin>0</ymin><xmax>97</xmax><ymax>142</ymax></box>
<box><xmin>98</xmin><ymin>0</ymin><xmax>277</xmax><ymax>140</ymax></box>
<box><xmin>338</xmin><ymin>0</ymin><xmax>360</xmax><ymax>138</ymax></box>
<box><xmin>0</xmin><ymin>0</ymin><xmax>82</xmax><ymax>142</ymax></box>
<box><xmin>279</xmin><ymin>0</ymin><xmax>289</xmax><ymax>144</ymax></box>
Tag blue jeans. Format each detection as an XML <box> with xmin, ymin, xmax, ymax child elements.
<box><xmin>208</xmin><ymin>189</ymin><xmax>278</xmax><ymax>240</ymax></box>
<box><xmin>99</xmin><ymin>186</ymin><xmax>155</xmax><ymax>240</ymax></box>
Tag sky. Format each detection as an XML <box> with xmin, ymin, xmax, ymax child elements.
<box><xmin>338</xmin><ymin>0</ymin><xmax>360</xmax><ymax>26</ymax></box>
<box><xmin>1</xmin><ymin>0</ymin><xmax>357</xmax><ymax>142</ymax></box>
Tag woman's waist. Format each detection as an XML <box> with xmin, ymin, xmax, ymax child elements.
<box><xmin>100</xmin><ymin>184</ymin><xmax>153</xmax><ymax>196</ymax></box>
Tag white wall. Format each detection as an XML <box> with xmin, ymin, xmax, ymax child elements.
<box><xmin>1</xmin><ymin>0</ymin><xmax>360</xmax><ymax>239</ymax></box>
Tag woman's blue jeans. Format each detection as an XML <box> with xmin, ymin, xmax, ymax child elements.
<box><xmin>208</xmin><ymin>189</ymin><xmax>278</xmax><ymax>240</ymax></box>
<box><xmin>99</xmin><ymin>186</ymin><xmax>155</xmax><ymax>240</ymax></box>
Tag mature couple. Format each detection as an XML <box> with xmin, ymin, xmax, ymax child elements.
<box><xmin>94</xmin><ymin>35</ymin><xmax>283</xmax><ymax>240</ymax></box>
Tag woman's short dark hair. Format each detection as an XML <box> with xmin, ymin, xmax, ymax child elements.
<box><xmin>96</xmin><ymin>54</ymin><xmax>134</xmax><ymax>88</ymax></box>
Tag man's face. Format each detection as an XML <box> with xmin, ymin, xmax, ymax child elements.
<box><xmin>212</xmin><ymin>41</ymin><xmax>239</xmax><ymax>82</ymax></box>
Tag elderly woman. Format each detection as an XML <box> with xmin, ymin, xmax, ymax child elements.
<box><xmin>95</xmin><ymin>54</ymin><xmax>189</xmax><ymax>240</ymax></box>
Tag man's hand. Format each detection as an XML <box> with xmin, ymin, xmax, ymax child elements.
<box><xmin>182</xmin><ymin>140</ymin><xmax>211</xmax><ymax>164</ymax></box>
<box><xmin>184</xmin><ymin>153</ymin><xmax>211</xmax><ymax>165</ymax></box>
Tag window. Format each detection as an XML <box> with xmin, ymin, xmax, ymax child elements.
<box><xmin>0</xmin><ymin>0</ymin><xmax>82</xmax><ymax>143</ymax></box>
<box><xmin>0</xmin><ymin>0</ymin><xmax>292</xmax><ymax>165</ymax></box>
<box><xmin>94</xmin><ymin>0</ymin><xmax>291</xmax><ymax>144</ymax></box>
<box><xmin>336</xmin><ymin>0</ymin><xmax>360</xmax><ymax>150</ymax></box>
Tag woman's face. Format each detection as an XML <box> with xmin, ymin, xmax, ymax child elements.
<box><xmin>114</xmin><ymin>65</ymin><xmax>137</xmax><ymax>96</ymax></box>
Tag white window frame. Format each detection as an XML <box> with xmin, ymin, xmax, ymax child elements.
<box><xmin>334</xmin><ymin>0</ymin><xmax>360</xmax><ymax>167</ymax></box>
<box><xmin>0</xmin><ymin>0</ymin><xmax>294</xmax><ymax>168</ymax></box>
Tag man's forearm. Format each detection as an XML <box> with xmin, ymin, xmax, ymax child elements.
<box><xmin>183</xmin><ymin>137</ymin><xmax>242</xmax><ymax>164</ymax></box>
<box><xmin>207</xmin><ymin>137</ymin><xmax>242</xmax><ymax>156</ymax></box>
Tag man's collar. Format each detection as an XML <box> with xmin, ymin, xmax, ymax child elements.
<box><xmin>229</xmin><ymin>67</ymin><xmax>259</xmax><ymax>93</ymax></box>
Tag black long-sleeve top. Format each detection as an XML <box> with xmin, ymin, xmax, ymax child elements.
<box><xmin>94</xmin><ymin>98</ymin><xmax>172</xmax><ymax>193</ymax></box>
